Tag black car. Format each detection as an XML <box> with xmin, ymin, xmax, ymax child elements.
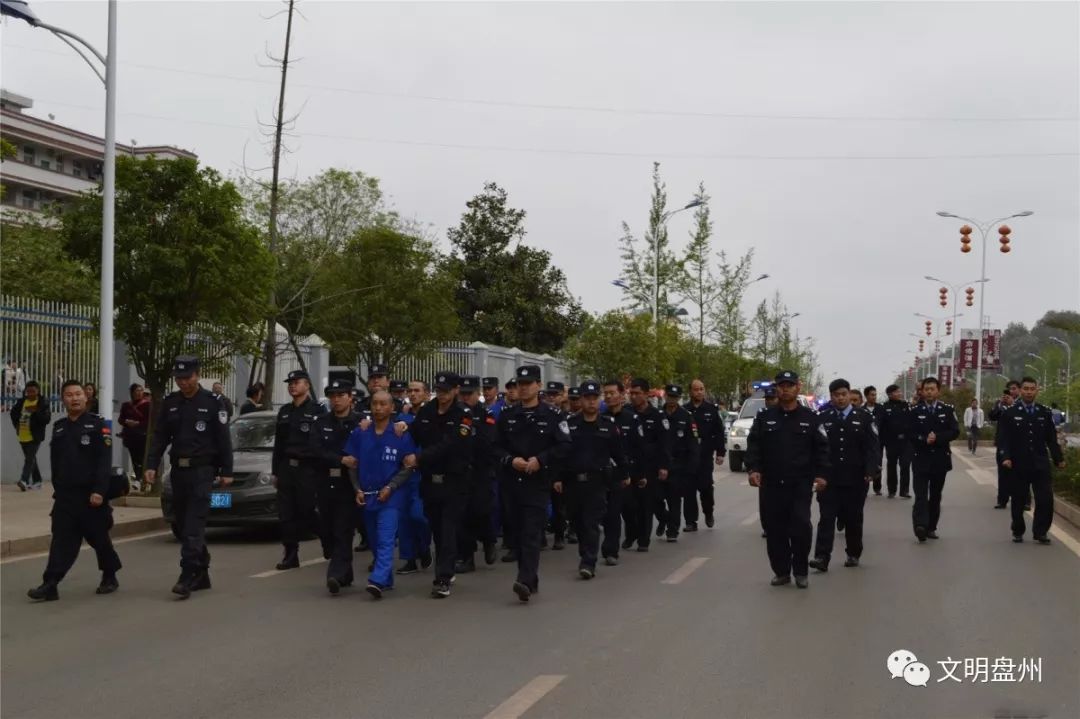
<box><xmin>161</xmin><ymin>411</ymin><xmax>278</xmax><ymax>537</ymax></box>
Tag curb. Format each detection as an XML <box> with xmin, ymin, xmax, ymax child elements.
<box><xmin>0</xmin><ymin>516</ymin><xmax>168</xmax><ymax>559</ymax></box>
<box><xmin>1054</xmin><ymin>495</ymin><xmax>1080</xmax><ymax>531</ymax></box>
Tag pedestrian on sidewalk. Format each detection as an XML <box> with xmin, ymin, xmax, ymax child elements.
<box><xmin>963</xmin><ymin>399</ymin><xmax>985</xmax><ymax>455</ymax></box>
<box><xmin>11</xmin><ymin>381</ymin><xmax>50</xmax><ymax>491</ymax></box>
<box><xmin>999</xmin><ymin>377</ymin><xmax>1066</xmax><ymax>544</ymax></box>
<box><xmin>83</xmin><ymin>382</ymin><xmax>99</xmax><ymax>415</ymax></box>
<box><xmin>27</xmin><ymin>380</ymin><xmax>121</xmax><ymax>602</ymax></box>
<box><xmin>119</xmin><ymin>383</ymin><xmax>150</xmax><ymax>480</ymax></box>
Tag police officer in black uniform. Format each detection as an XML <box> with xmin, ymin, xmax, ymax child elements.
<box><xmin>906</xmin><ymin>376</ymin><xmax>959</xmax><ymax>542</ymax></box>
<box><xmin>28</xmin><ymin>380</ymin><xmax>122</xmax><ymax>602</ymax></box>
<box><xmin>567</xmin><ymin>386</ymin><xmax>583</xmax><ymax>415</ymax></box>
<box><xmin>745</xmin><ymin>370</ymin><xmax>829</xmax><ymax>589</ymax></box>
<box><xmin>602</xmin><ymin>379</ymin><xmax>642</xmax><ymax>564</ymax></box>
<box><xmin>145</xmin><ymin>356</ymin><xmax>233</xmax><ymax>599</ymax></box>
<box><xmin>880</xmin><ymin>384</ymin><xmax>912</xmax><ymax>498</ymax></box>
<box><xmin>272</xmin><ymin>369</ymin><xmax>327</xmax><ymax>569</ymax></box>
<box><xmin>562</xmin><ymin>380</ymin><xmax>627</xmax><ymax>579</ymax></box>
<box><xmin>990</xmin><ymin>380</ymin><xmax>1021</xmax><ymax>509</ymax></box>
<box><xmin>863</xmin><ymin>385</ymin><xmax>887</xmax><ymax>496</ymax></box>
<box><xmin>626</xmin><ymin>378</ymin><xmax>671</xmax><ymax>551</ymax></box>
<box><xmin>455</xmin><ymin>375</ymin><xmax>498</xmax><ymax>573</ymax></box>
<box><xmin>493</xmin><ymin>365</ymin><xmax>572</xmax><ymax>602</ymax></box>
<box><xmin>408</xmin><ymin>372</ymin><xmax>474</xmax><ymax>598</ymax></box>
<box><xmin>660</xmin><ymin>384</ymin><xmax>700</xmax><ymax>543</ymax></box>
<box><xmin>543</xmin><ymin>380</ymin><xmax>569</xmax><ymax>550</ymax></box>
<box><xmin>685</xmin><ymin>379</ymin><xmax>726</xmax><ymax>530</ymax></box>
<box><xmin>999</xmin><ymin>376</ymin><xmax>1066</xmax><ymax>544</ymax></box>
<box><xmin>310</xmin><ymin>379</ymin><xmax>362</xmax><ymax>594</ymax></box>
<box><xmin>389</xmin><ymin>379</ymin><xmax>408</xmax><ymax>407</ymax></box>
<box><xmin>809</xmin><ymin>378</ymin><xmax>880</xmax><ymax>572</ymax></box>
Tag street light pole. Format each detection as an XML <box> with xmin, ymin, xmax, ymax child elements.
<box><xmin>1027</xmin><ymin>353</ymin><xmax>1049</xmax><ymax>390</ymax></box>
<box><xmin>3</xmin><ymin>0</ymin><xmax>118</xmax><ymax>430</ymax></box>
<box><xmin>1050</xmin><ymin>337</ymin><xmax>1071</xmax><ymax>426</ymax></box>
<box><xmin>924</xmin><ymin>275</ymin><xmax>984</xmax><ymax>387</ymax></box>
<box><xmin>936</xmin><ymin>209</ymin><xmax>1033</xmax><ymax>408</ymax></box>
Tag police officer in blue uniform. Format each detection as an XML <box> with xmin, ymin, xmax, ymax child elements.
<box><xmin>28</xmin><ymin>380</ymin><xmax>122</xmax><ymax>602</ymax></box>
<box><xmin>145</xmin><ymin>356</ymin><xmax>233</xmax><ymax>598</ymax></box>
<box><xmin>602</xmin><ymin>379</ymin><xmax>641</xmax><ymax>564</ymax></box>
<box><xmin>493</xmin><ymin>365</ymin><xmax>572</xmax><ymax>602</ymax></box>
<box><xmin>626</xmin><ymin>378</ymin><xmax>671</xmax><ymax>552</ymax></box>
<box><xmin>408</xmin><ymin>372</ymin><xmax>474</xmax><ymax>598</ymax></box>
<box><xmin>685</xmin><ymin>379</ymin><xmax>726</xmax><ymax>530</ymax></box>
<box><xmin>809</xmin><ymin>379</ymin><xmax>880</xmax><ymax>572</ymax></box>
<box><xmin>562</xmin><ymin>380</ymin><xmax>627</xmax><ymax>579</ymax></box>
<box><xmin>745</xmin><ymin>371</ymin><xmax>829</xmax><ymax>589</ymax></box>
<box><xmin>272</xmin><ymin>369</ymin><xmax>327</xmax><ymax>569</ymax></box>
<box><xmin>660</xmin><ymin>384</ymin><xmax>700</xmax><ymax>543</ymax></box>
<box><xmin>455</xmin><ymin>375</ymin><xmax>498</xmax><ymax>573</ymax></box>
<box><xmin>999</xmin><ymin>377</ymin><xmax>1066</xmax><ymax>544</ymax></box>
<box><xmin>880</xmin><ymin>384</ymin><xmax>912</xmax><ymax>499</ymax></box>
<box><xmin>310</xmin><ymin>379</ymin><xmax>362</xmax><ymax>594</ymax></box>
<box><xmin>906</xmin><ymin>376</ymin><xmax>959</xmax><ymax>542</ymax></box>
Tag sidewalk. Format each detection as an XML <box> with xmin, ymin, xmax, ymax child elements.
<box><xmin>1</xmin><ymin>482</ymin><xmax>166</xmax><ymax>558</ymax></box>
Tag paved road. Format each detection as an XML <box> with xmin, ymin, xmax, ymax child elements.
<box><xmin>2</xmin><ymin>457</ymin><xmax>1078</xmax><ymax>719</ymax></box>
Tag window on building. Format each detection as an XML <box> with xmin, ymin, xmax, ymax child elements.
<box><xmin>22</xmin><ymin>145</ymin><xmax>35</xmax><ymax>163</ymax></box>
<box><xmin>39</xmin><ymin>159</ymin><xmax>51</xmax><ymax>171</ymax></box>
<box><xmin>20</xmin><ymin>189</ymin><xmax>36</xmax><ymax>209</ymax></box>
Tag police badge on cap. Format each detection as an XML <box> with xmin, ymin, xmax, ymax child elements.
<box><xmin>774</xmin><ymin>370</ymin><xmax>799</xmax><ymax>385</ymax></box>
<box><xmin>172</xmin><ymin>355</ymin><xmax>199</xmax><ymax>378</ymax></box>
<box><xmin>579</xmin><ymin>380</ymin><xmax>601</xmax><ymax>396</ymax></box>
<box><xmin>516</xmin><ymin>365</ymin><xmax>541</xmax><ymax>382</ymax></box>
<box><xmin>285</xmin><ymin>369</ymin><xmax>310</xmax><ymax>383</ymax></box>
<box><xmin>325</xmin><ymin>379</ymin><xmax>353</xmax><ymax>396</ymax></box>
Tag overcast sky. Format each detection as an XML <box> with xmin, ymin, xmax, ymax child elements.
<box><xmin>4</xmin><ymin>0</ymin><xmax>1078</xmax><ymax>387</ymax></box>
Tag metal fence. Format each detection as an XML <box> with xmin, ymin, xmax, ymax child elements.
<box><xmin>363</xmin><ymin>341</ymin><xmax>574</xmax><ymax>388</ymax></box>
<box><xmin>1</xmin><ymin>295</ymin><xmax>99</xmax><ymax>412</ymax></box>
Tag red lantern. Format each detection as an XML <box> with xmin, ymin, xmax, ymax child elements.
<box><xmin>960</xmin><ymin>225</ymin><xmax>973</xmax><ymax>235</ymax></box>
<box><xmin>961</xmin><ymin>244</ymin><xmax>972</xmax><ymax>253</ymax></box>
<box><xmin>998</xmin><ymin>225</ymin><xmax>1011</xmax><ymax>236</ymax></box>
<box><xmin>1000</xmin><ymin>244</ymin><xmax>1011</xmax><ymax>253</ymax></box>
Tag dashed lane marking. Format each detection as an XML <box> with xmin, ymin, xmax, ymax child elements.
<box><xmin>661</xmin><ymin>557</ymin><xmax>709</xmax><ymax>585</ymax></box>
<box><xmin>484</xmin><ymin>675</ymin><xmax>567</xmax><ymax>719</ymax></box>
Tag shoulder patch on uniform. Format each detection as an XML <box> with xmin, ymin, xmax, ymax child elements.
<box><xmin>559</xmin><ymin>420</ymin><xmax>570</xmax><ymax>435</ymax></box>
<box><xmin>485</xmin><ymin>416</ymin><xmax>496</xmax><ymax>425</ymax></box>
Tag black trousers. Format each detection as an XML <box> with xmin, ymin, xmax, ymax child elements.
<box><xmin>814</xmin><ymin>481</ymin><xmax>869</xmax><ymax>560</ymax></box>
<box><xmin>885</xmin><ymin>442</ymin><xmax>911</xmax><ymax>496</ymax></box>
<box><xmin>43</xmin><ymin>495</ymin><xmax>121</xmax><ymax>584</ymax></box>
<box><xmin>620</xmin><ymin>482</ymin><xmax>639</xmax><ymax>546</ymax></box>
<box><xmin>601</xmin><ymin>482</ymin><xmax>627</xmax><ymax>559</ymax></box>
<box><xmin>277</xmin><ymin>464</ymin><xmax>321</xmax><ymax>551</ymax></box>
<box><xmin>172</xmin><ymin>466</ymin><xmax>214</xmax><ymax>571</ymax></box>
<box><xmin>315</xmin><ymin>475</ymin><xmax>355</xmax><ymax>583</ymax></box>
<box><xmin>501</xmin><ymin>477</ymin><xmax>519</xmax><ymax>551</ymax></box>
<box><xmin>1010</xmin><ymin>467</ymin><xmax>1054</xmax><ymax>538</ymax></box>
<box><xmin>872</xmin><ymin>445</ymin><xmax>884</xmax><ymax>493</ymax></box>
<box><xmin>658</xmin><ymin>473</ymin><xmax>685</xmax><ymax>539</ymax></box>
<box><xmin>760</xmin><ymin>482</ymin><xmax>813</xmax><ymax>577</ymax></box>
<box><xmin>422</xmin><ymin>484</ymin><xmax>467</xmax><ymax>583</ymax></box>
<box><xmin>994</xmin><ymin>449</ymin><xmax>1031</xmax><ymax>507</ymax></box>
<box><xmin>567</xmin><ymin>481</ymin><xmax>607</xmax><ymax>569</ymax></box>
<box><xmin>912</xmin><ymin>468</ymin><xmax>947</xmax><ymax>533</ymax></box>
<box><xmin>19</xmin><ymin>441</ymin><xmax>44</xmax><ymax>486</ymax></box>
<box><xmin>631</xmin><ymin>479</ymin><xmax>657</xmax><ymax>548</ymax></box>
<box><xmin>549</xmin><ymin>488</ymin><xmax>567</xmax><ymax>540</ymax></box>
<box><xmin>125</xmin><ymin>439</ymin><xmax>146</xmax><ymax>481</ymax></box>
<box><xmin>683</xmin><ymin>459</ymin><xmax>715</xmax><ymax>525</ymax></box>
<box><xmin>458</xmin><ymin>477</ymin><xmax>496</xmax><ymax>558</ymax></box>
<box><xmin>507</xmin><ymin>479</ymin><xmax>549</xmax><ymax>591</ymax></box>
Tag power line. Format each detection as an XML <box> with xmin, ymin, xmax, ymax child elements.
<box><xmin>7</xmin><ymin>43</ymin><xmax>1079</xmax><ymax>124</ymax></box>
<box><xmin>25</xmin><ymin>99</ymin><xmax>1080</xmax><ymax>162</ymax></box>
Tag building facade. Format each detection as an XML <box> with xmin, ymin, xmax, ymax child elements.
<box><xmin>0</xmin><ymin>89</ymin><xmax>196</xmax><ymax>221</ymax></box>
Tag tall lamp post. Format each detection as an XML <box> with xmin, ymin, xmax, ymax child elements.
<box><xmin>1049</xmin><ymin>336</ymin><xmax>1072</xmax><ymax>426</ymax></box>
<box><xmin>936</xmin><ymin>209</ymin><xmax>1033</xmax><ymax>407</ymax></box>
<box><xmin>1027</xmin><ymin>353</ymin><xmax>1049</xmax><ymax>390</ymax></box>
<box><xmin>1025</xmin><ymin>363</ymin><xmax>1046</xmax><ymax>390</ymax></box>
<box><xmin>923</xmin><ymin>275</ymin><xmax>983</xmax><ymax>386</ymax></box>
<box><xmin>914</xmin><ymin>312</ymin><xmax>963</xmax><ymax>382</ymax></box>
<box><xmin>3</xmin><ymin>0</ymin><xmax>118</xmax><ymax>429</ymax></box>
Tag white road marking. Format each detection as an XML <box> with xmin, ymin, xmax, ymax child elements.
<box><xmin>249</xmin><ymin>557</ymin><xmax>327</xmax><ymax>578</ymax></box>
<box><xmin>484</xmin><ymin>674</ymin><xmax>566</xmax><ymax>719</ymax></box>
<box><xmin>661</xmin><ymin>556</ymin><xmax>709</xmax><ymax>585</ymax></box>
<box><xmin>954</xmin><ymin>452</ymin><xmax>995</xmax><ymax>485</ymax></box>
<box><xmin>1048</xmin><ymin>523</ymin><xmax>1080</xmax><ymax>558</ymax></box>
<box><xmin>740</xmin><ymin>512</ymin><xmax>759</xmax><ymax>526</ymax></box>
<box><xmin>0</xmin><ymin>530</ymin><xmax>173</xmax><ymax>565</ymax></box>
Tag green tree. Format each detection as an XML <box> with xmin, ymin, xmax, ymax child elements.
<box><xmin>0</xmin><ymin>219</ymin><xmax>97</xmax><ymax>303</ymax></box>
<box><xmin>563</xmin><ymin>310</ymin><xmax>691</xmax><ymax>384</ymax></box>
<box><xmin>617</xmin><ymin>162</ymin><xmax>685</xmax><ymax>318</ymax></box>
<box><xmin>445</xmin><ymin>182</ymin><xmax>584</xmax><ymax>352</ymax></box>
<box><xmin>310</xmin><ymin>226</ymin><xmax>458</xmax><ymax>371</ymax></box>
<box><xmin>674</xmin><ymin>184</ymin><xmax>720</xmax><ymax>366</ymax></box>
<box><xmin>62</xmin><ymin>155</ymin><xmax>273</xmax><ymax>420</ymax></box>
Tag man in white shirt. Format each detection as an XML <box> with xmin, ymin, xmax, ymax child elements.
<box><xmin>963</xmin><ymin>399</ymin><xmax>985</xmax><ymax>455</ymax></box>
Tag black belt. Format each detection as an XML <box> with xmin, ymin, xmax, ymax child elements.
<box><xmin>173</xmin><ymin>456</ymin><xmax>213</xmax><ymax>468</ymax></box>
<box><xmin>575</xmin><ymin>472</ymin><xmax>604</xmax><ymax>483</ymax></box>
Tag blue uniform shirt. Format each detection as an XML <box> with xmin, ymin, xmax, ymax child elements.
<box><xmin>345</xmin><ymin>422</ymin><xmax>418</xmax><ymax>497</ymax></box>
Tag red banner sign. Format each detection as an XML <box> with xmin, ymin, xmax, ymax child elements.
<box><xmin>957</xmin><ymin>329</ymin><xmax>1002</xmax><ymax>371</ymax></box>
<box><xmin>938</xmin><ymin>364</ymin><xmax>952</xmax><ymax>387</ymax></box>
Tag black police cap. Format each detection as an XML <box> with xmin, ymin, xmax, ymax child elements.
<box><xmin>389</xmin><ymin>380</ymin><xmax>408</xmax><ymax>391</ymax></box>
<box><xmin>567</xmin><ymin>387</ymin><xmax>581</xmax><ymax>399</ymax></box>
<box><xmin>434</xmin><ymin>372</ymin><xmax>460</xmax><ymax>390</ymax></box>
<box><xmin>325</xmin><ymin>380</ymin><xmax>354</xmax><ymax>396</ymax></box>
<box><xmin>505</xmin><ymin>379</ymin><xmax>518</xmax><ymax>389</ymax></box>
<box><xmin>516</xmin><ymin>365</ymin><xmax>541</xmax><ymax>383</ymax></box>
<box><xmin>368</xmin><ymin>364</ymin><xmax>389</xmax><ymax>378</ymax></box>
<box><xmin>579</xmin><ymin>380</ymin><xmax>601</xmax><ymax>397</ymax></box>
<box><xmin>172</xmin><ymin>355</ymin><xmax>200</xmax><ymax>378</ymax></box>
<box><xmin>763</xmin><ymin>385</ymin><xmax>777</xmax><ymax>398</ymax></box>
<box><xmin>546</xmin><ymin>381</ymin><xmax>565</xmax><ymax>393</ymax></box>
<box><xmin>665</xmin><ymin>384</ymin><xmax>683</xmax><ymax>398</ymax></box>
<box><xmin>774</xmin><ymin>370</ymin><xmax>799</xmax><ymax>385</ymax></box>
<box><xmin>458</xmin><ymin>375</ymin><xmax>481</xmax><ymax>392</ymax></box>
<box><xmin>482</xmin><ymin>376</ymin><xmax>499</xmax><ymax>389</ymax></box>
<box><xmin>285</xmin><ymin>369</ymin><xmax>310</xmax><ymax>383</ymax></box>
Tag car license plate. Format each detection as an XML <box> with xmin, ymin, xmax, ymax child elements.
<box><xmin>210</xmin><ymin>492</ymin><xmax>232</xmax><ymax>509</ymax></box>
